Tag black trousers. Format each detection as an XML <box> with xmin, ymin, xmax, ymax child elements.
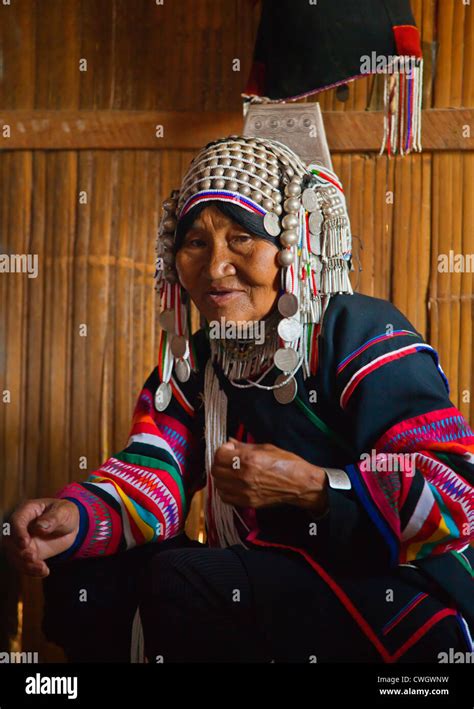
<box><xmin>42</xmin><ymin>534</ymin><xmax>471</xmax><ymax>663</ymax></box>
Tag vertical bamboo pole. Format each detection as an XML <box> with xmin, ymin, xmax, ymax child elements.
<box><xmin>460</xmin><ymin>155</ymin><xmax>474</xmax><ymax>423</ymax></box>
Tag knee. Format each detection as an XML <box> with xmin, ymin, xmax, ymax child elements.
<box><xmin>139</xmin><ymin>549</ymin><xmax>190</xmax><ymax>602</ymax></box>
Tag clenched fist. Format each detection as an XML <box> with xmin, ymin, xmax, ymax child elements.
<box><xmin>211</xmin><ymin>437</ymin><xmax>328</xmax><ymax>513</ymax></box>
<box><xmin>4</xmin><ymin>498</ymin><xmax>80</xmax><ymax>578</ymax></box>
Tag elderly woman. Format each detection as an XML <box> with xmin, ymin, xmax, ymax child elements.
<box><xmin>7</xmin><ymin>135</ymin><xmax>474</xmax><ymax>663</ymax></box>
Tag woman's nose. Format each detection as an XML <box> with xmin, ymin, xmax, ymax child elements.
<box><xmin>204</xmin><ymin>243</ymin><xmax>237</xmax><ymax>279</ymax></box>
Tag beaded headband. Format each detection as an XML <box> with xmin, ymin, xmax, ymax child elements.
<box><xmin>153</xmin><ymin>134</ymin><xmax>353</xmax><ymax>411</ymax></box>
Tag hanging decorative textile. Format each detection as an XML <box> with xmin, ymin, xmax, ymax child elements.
<box><xmin>243</xmin><ymin>0</ymin><xmax>423</xmax><ymax>157</ymax></box>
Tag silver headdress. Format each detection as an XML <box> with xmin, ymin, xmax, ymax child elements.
<box><xmin>154</xmin><ymin>134</ymin><xmax>353</xmax><ymax>547</ymax></box>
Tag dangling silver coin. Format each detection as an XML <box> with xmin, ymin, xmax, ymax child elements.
<box><xmin>175</xmin><ymin>358</ymin><xmax>191</xmax><ymax>382</ymax></box>
<box><xmin>159</xmin><ymin>308</ymin><xmax>176</xmax><ymax>332</ymax></box>
<box><xmin>301</xmin><ymin>188</ymin><xmax>318</xmax><ymax>212</ymax></box>
<box><xmin>309</xmin><ymin>210</ymin><xmax>323</xmax><ymax>235</ymax></box>
<box><xmin>274</xmin><ymin>347</ymin><xmax>299</xmax><ymax>372</ymax></box>
<box><xmin>277</xmin><ymin>317</ymin><xmax>302</xmax><ymax>342</ymax></box>
<box><xmin>277</xmin><ymin>292</ymin><xmax>299</xmax><ymax>317</ymax></box>
<box><xmin>273</xmin><ymin>374</ymin><xmax>297</xmax><ymax>404</ymax></box>
<box><xmin>170</xmin><ymin>334</ymin><xmax>189</xmax><ymax>358</ymax></box>
<box><xmin>155</xmin><ymin>382</ymin><xmax>172</xmax><ymax>411</ymax></box>
<box><xmin>263</xmin><ymin>211</ymin><xmax>281</xmax><ymax>237</ymax></box>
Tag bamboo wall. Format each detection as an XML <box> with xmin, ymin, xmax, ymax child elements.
<box><xmin>0</xmin><ymin>0</ymin><xmax>472</xmax><ymax>661</ymax></box>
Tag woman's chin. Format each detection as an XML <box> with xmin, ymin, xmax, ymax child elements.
<box><xmin>201</xmin><ymin>304</ymin><xmax>255</xmax><ymax>325</ymax></box>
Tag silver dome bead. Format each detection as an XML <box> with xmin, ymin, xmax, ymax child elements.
<box><xmin>241</xmin><ymin>184</ymin><xmax>251</xmax><ymax>196</ymax></box>
<box><xmin>274</xmin><ymin>204</ymin><xmax>283</xmax><ymax>216</ymax></box>
<box><xmin>252</xmin><ymin>191</ymin><xmax>263</xmax><ymax>203</ymax></box>
<box><xmin>215</xmin><ymin>178</ymin><xmax>225</xmax><ymax>189</ymax></box>
<box><xmin>214</xmin><ymin>167</ymin><xmax>225</xmax><ymax>176</ymax></box>
<box><xmin>224</xmin><ymin>168</ymin><xmax>237</xmax><ymax>178</ymax></box>
<box><xmin>285</xmin><ymin>182</ymin><xmax>301</xmax><ymax>197</ymax></box>
<box><xmin>263</xmin><ymin>198</ymin><xmax>274</xmax><ymax>211</ymax></box>
<box><xmin>280</xmin><ymin>229</ymin><xmax>298</xmax><ymax>247</ymax></box>
<box><xmin>228</xmin><ymin>180</ymin><xmax>238</xmax><ymax>191</ymax></box>
<box><xmin>282</xmin><ymin>214</ymin><xmax>298</xmax><ymax>229</ymax></box>
<box><xmin>278</xmin><ymin>248</ymin><xmax>295</xmax><ymax>266</ymax></box>
<box><xmin>250</xmin><ymin>177</ymin><xmax>262</xmax><ymax>189</ymax></box>
<box><xmin>284</xmin><ymin>197</ymin><xmax>301</xmax><ymax>213</ymax></box>
<box><xmin>163</xmin><ymin>217</ymin><xmax>177</xmax><ymax>231</ymax></box>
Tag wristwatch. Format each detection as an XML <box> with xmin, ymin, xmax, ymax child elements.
<box><xmin>321</xmin><ymin>467</ymin><xmax>352</xmax><ymax>490</ymax></box>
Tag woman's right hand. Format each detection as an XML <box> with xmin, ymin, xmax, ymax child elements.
<box><xmin>5</xmin><ymin>498</ymin><xmax>80</xmax><ymax>578</ymax></box>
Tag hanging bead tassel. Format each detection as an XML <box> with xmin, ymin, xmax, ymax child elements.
<box><xmin>202</xmin><ymin>360</ymin><xmax>250</xmax><ymax>548</ymax></box>
<box><xmin>380</xmin><ymin>56</ymin><xmax>423</xmax><ymax>157</ymax></box>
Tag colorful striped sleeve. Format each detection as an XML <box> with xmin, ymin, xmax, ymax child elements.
<box><xmin>50</xmin><ymin>367</ymin><xmax>205</xmax><ymax>561</ymax></box>
<box><xmin>323</xmin><ymin>293</ymin><xmax>474</xmax><ymax>566</ymax></box>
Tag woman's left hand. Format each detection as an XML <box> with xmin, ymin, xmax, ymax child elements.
<box><xmin>211</xmin><ymin>438</ymin><xmax>328</xmax><ymax>514</ymax></box>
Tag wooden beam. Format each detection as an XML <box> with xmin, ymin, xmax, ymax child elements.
<box><xmin>0</xmin><ymin>109</ymin><xmax>472</xmax><ymax>151</ymax></box>
<box><xmin>0</xmin><ymin>110</ymin><xmax>243</xmax><ymax>151</ymax></box>
<box><xmin>324</xmin><ymin>109</ymin><xmax>474</xmax><ymax>152</ymax></box>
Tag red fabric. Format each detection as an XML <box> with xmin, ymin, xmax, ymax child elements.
<box><xmin>393</xmin><ymin>25</ymin><xmax>422</xmax><ymax>58</ymax></box>
<box><xmin>244</xmin><ymin>60</ymin><xmax>266</xmax><ymax>96</ymax></box>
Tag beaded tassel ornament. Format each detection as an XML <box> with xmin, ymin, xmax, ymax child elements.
<box><xmin>380</xmin><ymin>57</ymin><xmax>423</xmax><ymax>157</ymax></box>
<box><xmin>154</xmin><ymin>135</ymin><xmax>353</xmax><ymax>548</ymax></box>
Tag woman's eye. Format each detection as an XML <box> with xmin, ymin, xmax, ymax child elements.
<box><xmin>186</xmin><ymin>237</ymin><xmax>206</xmax><ymax>247</ymax></box>
<box><xmin>232</xmin><ymin>234</ymin><xmax>252</xmax><ymax>244</ymax></box>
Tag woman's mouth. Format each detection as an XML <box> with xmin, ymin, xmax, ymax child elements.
<box><xmin>204</xmin><ymin>290</ymin><xmax>245</xmax><ymax>304</ymax></box>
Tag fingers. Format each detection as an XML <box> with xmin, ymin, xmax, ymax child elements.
<box><xmin>215</xmin><ymin>483</ymin><xmax>252</xmax><ymax>507</ymax></box>
<box><xmin>214</xmin><ymin>439</ymin><xmax>267</xmax><ymax>470</ymax></box>
<box><xmin>213</xmin><ymin>442</ymin><xmax>258</xmax><ymax>480</ymax></box>
<box><xmin>23</xmin><ymin>560</ymin><xmax>49</xmax><ymax>578</ymax></box>
<box><xmin>5</xmin><ymin>538</ymin><xmax>49</xmax><ymax>577</ymax></box>
<box><xmin>7</xmin><ymin>498</ymin><xmax>68</xmax><ymax>578</ymax></box>
<box><xmin>213</xmin><ymin>443</ymin><xmax>240</xmax><ymax>469</ymax></box>
<box><xmin>31</xmin><ymin>499</ymin><xmax>78</xmax><ymax>537</ymax></box>
<box><xmin>10</xmin><ymin>500</ymin><xmax>46</xmax><ymax>550</ymax></box>
<box><xmin>20</xmin><ymin>553</ymin><xmax>50</xmax><ymax>577</ymax></box>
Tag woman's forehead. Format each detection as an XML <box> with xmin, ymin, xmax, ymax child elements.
<box><xmin>189</xmin><ymin>206</ymin><xmax>238</xmax><ymax>230</ymax></box>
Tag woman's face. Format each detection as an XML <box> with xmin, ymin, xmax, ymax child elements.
<box><xmin>175</xmin><ymin>205</ymin><xmax>280</xmax><ymax>323</ymax></box>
